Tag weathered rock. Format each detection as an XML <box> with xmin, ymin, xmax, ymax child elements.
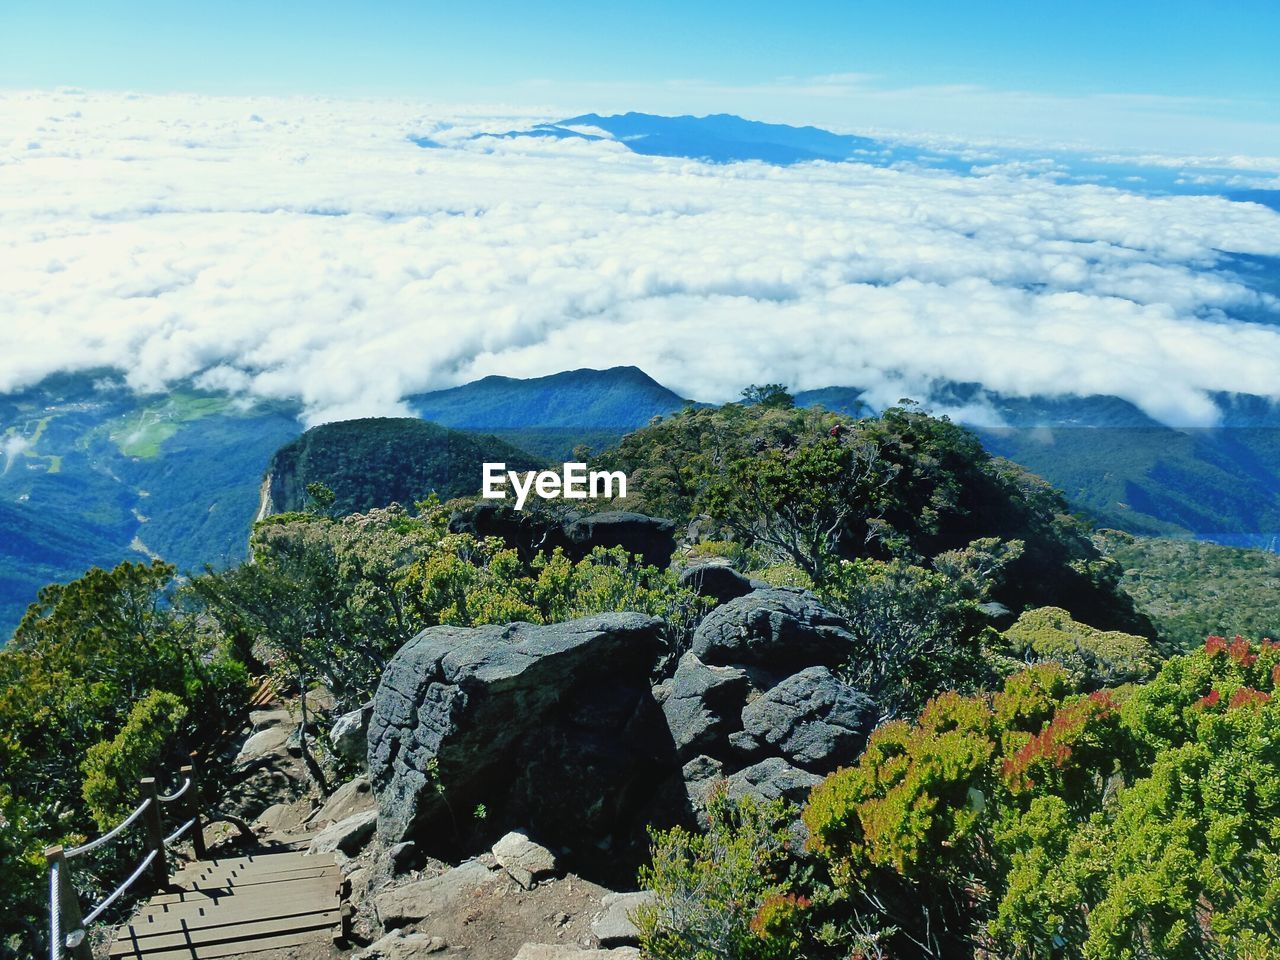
<box><xmin>677</xmin><ymin>564</ymin><xmax>756</xmax><ymax>606</ymax></box>
<box><xmin>308</xmin><ymin>809</ymin><xmax>378</xmax><ymax>855</ymax></box>
<box><xmin>563</xmin><ymin>512</ymin><xmax>677</xmax><ymax>568</ymax></box>
<box><xmin>692</xmin><ymin>588</ymin><xmax>855</xmax><ymax>673</ymax></box>
<box><xmin>492</xmin><ymin>830</ymin><xmax>559</xmax><ymax>889</ymax></box>
<box><xmin>253</xmin><ymin>802</ymin><xmax>307</xmax><ymax>835</ymax></box>
<box><xmin>374</xmin><ymin>859</ymin><xmax>499</xmax><ymax>929</ymax></box>
<box><xmin>448</xmin><ymin>501</ymin><xmax>567</xmax><ymax>560</ymax></box>
<box><xmin>355</xmin><ymin>928</ymin><xmax>447</xmax><ymax>959</ymax></box>
<box><xmin>234</xmin><ymin>709</ymin><xmax>293</xmax><ymax>765</ymax></box>
<box><xmin>680</xmin><ymin>754</ymin><xmax>725</xmax><ymax>809</ymax></box>
<box><xmin>514</xmin><ymin>947</ymin><xmax>640</xmax><ymax>960</ymax></box>
<box><xmin>592</xmin><ymin>891</ymin><xmax>655</xmax><ymax>947</ymax></box>
<box><xmin>725</xmin><ymin>757</ymin><xmax>823</xmax><ymax>806</ymax></box>
<box><xmin>311</xmin><ymin>776</ymin><xmax>375</xmax><ymax>828</ymax></box>
<box><xmin>738</xmin><ymin>666</ymin><xmax>877</xmax><ymax>771</ymax></box>
<box><xmin>660</xmin><ymin>653</ymin><xmax>750</xmax><ymax>759</ymax></box>
<box><xmin>368</xmin><ymin>614</ymin><xmax>675</xmax><ymax>864</ymax></box>
<box><xmin>386</xmin><ymin>840</ymin><xmax>423</xmax><ymax>875</ymax></box>
<box><xmin>331</xmin><ymin>703</ymin><xmax>373</xmax><ymax>764</ymax></box>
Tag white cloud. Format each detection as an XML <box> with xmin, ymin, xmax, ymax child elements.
<box><xmin>2</xmin><ymin>90</ymin><xmax>1280</xmax><ymax>427</ymax></box>
<box><xmin>2</xmin><ymin>435</ymin><xmax>29</xmax><ymax>474</ymax></box>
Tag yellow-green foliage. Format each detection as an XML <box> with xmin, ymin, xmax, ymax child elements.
<box><xmin>81</xmin><ymin>690</ymin><xmax>187</xmax><ymax>829</ymax></box>
<box><xmin>999</xmin><ymin>606</ymin><xmax>1159</xmax><ymax>688</ymax></box>
<box><xmin>804</xmin><ymin>690</ymin><xmax>1000</xmax><ymax>883</ymax></box>
<box><xmin>406</xmin><ymin>541</ymin><xmax>705</xmax><ymax>631</ymax></box>
<box><xmin>637</xmin><ymin>789</ymin><xmax>804</xmax><ymax>960</ymax></box>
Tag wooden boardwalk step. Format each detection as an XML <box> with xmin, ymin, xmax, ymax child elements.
<box><xmin>110</xmin><ymin>850</ymin><xmax>345</xmax><ymax>959</ymax></box>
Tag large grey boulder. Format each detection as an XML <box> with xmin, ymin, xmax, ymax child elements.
<box><xmin>692</xmin><ymin>588</ymin><xmax>855</xmax><ymax>674</ymax></box>
<box><xmin>739</xmin><ymin>666</ymin><xmax>877</xmax><ymax>771</ymax></box>
<box><xmin>660</xmin><ymin>653</ymin><xmax>750</xmax><ymax>760</ymax></box>
<box><xmin>725</xmin><ymin>758</ymin><xmax>823</xmax><ymax>806</ymax></box>
<box><xmin>368</xmin><ymin>614</ymin><xmax>676</xmax><ymax>862</ymax></box>
<box><xmin>563</xmin><ymin>512</ymin><xmax>677</xmax><ymax>568</ymax></box>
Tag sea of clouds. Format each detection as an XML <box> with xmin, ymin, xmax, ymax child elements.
<box><xmin>2</xmin><ymin>89</ymin><xmax>1280</xmax><ymax>426</ymax></box>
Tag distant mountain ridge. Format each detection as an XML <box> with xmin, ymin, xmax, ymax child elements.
<box><xmin>794</xmin><ymin>384</ymin><xmax>1280</xmax><ymax>546</ymax></box>
<box><xmin>407</xmin><ymin>365</ymin><xmax>691</xmax><ymax>429</ymax></box>
<box><xmin>5</xmin><ymin>364</ymin><xmax>1280</xmax><ymax>642</ymax></box>
<box><xmin>407</xmin><ymin>365</ymin><xmax>698</xmax><ymax>460</ymax></box>
<box><xmin>265</xmin><ymin>418</ymin><xmax>544</xmax><ymax>517</ymax></box>
<box><xmin>456</xmin><ymin>111</ymin><xmax>931</xmax><ymax>167</ymax></box>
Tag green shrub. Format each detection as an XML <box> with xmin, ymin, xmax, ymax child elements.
<box><xmin>81</xmin><ymin>690</ymin><xmax>188</xmax><ymax>829</ymax></box>
<box><xmin>637</xmin><ymin>789</ymin><xmax>804</xmax><ymax>960</ymax></box>
<box><xmin>997</xmin><ymin>606</ymin><xmax>1160</xmax><ymax>688</ymax></box>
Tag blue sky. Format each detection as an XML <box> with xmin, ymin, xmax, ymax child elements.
<box><xmin>2</xmin><ymin>1</ymin><xmax>1278</xmax><ymax>149</ymax></box>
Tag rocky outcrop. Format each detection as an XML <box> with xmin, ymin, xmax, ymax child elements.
<box><xmin>365</xmin><ymin>586</ymin><xmax>876</xmax><ymax>882</ymax></box>
<box><xmin>668</xmin><ymin>587</ymin><xmax>876</xmax><ymax>809</ymax></box>
<box><xmin>447</xmin><ymin>504</ymin><xmax>676</xmax><ymax>568</ymax></box>
<box><xmin>737</xmin><ymin>666</ymin><xmax>876</xmax><ymax>772</ymax></box>
<box><xmin>692</xmin><ymin>587</ymin><xmax>856</xmax><ymax>673</ymax></box>
<box><xmin>659</xmin><ymin>653</ymin><xmax>750</xmax><ymax>760</ymax></box>
<box><xmin>562</xmin><ymin>512</ymin><xmax>676</xmax><ymax>568</ymax></box>
<box><xmin>677</xmin><ymin>563</ymin><xmax>757</xmax><ymax>606</ymax></box>
<box><xmin>368</xmin><ymin>614</ymin><xmax>679</xmax><ymax>866</ymax></box>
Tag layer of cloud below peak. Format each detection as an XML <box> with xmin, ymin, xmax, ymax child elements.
<box><xmin>2</xmin><ymin>90</ymin><xmax>1280</xmax><ymax>427</ymax></box>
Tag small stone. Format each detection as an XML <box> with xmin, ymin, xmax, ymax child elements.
<box><xmin>387</xmin><ymin>840</ymin><xmax>423</xmax><ymax>875</ymax></box>
<box><xmin>375</xmin><ymin>859</ymin><xmax>498</xmax><ymax>928</ymax></box>
<box><xmin>591</xmin><ymin>891</ymin><xmax>655</xmax><ymax>947</ymax></box>
<box><xmin>355</xmin><ymin>927</ymin><xmax>447</xmax><ymax>959</ymax></box>
<box><xmin>513</xmin><ymin>947</ymin><xmax>640</xmax><ymax>960</ymax></box>
<box><xmin>330</xmin><ymin>703</ymin><xmax>373</xmax><ymax>764</ymax></box>
<box><xmin>492</xmin><ymin>830</ymin><xmax>559</xmax><ymax>890</ymax></box>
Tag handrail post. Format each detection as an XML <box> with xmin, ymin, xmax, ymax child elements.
<box><xmin>45</xmin><ymin>846</ymin><xmax>92</xmax><ymax>960</ymax></box>
<box><xmin>139</xmin><ymin>778</ymin><xmax>169</xmax><ymax>889</ymax></box>
<box><xmin>182</xmin><ymin>755</ymin><xmax>207</xmax><ymax>860</ymax></box>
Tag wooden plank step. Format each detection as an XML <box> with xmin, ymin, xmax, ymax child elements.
<box><xmin>111</xmin><ymin>925</ymin><xmax>333</xmax><ymax>960</ymax></box>
<box><xmin>137</xmin><ymin>888</ymin><xmax>340</xmax><ymax>925</ymax></box>
<box><xmin>172</xmin><ymin>865</ymin><xmax>337</xmax><ymax>885</ymax></box>
<box><xmin>110</xmin><ymin>909</ymin><xmax>337</xmax><ymax>954</ymax></box>
<box><xmin>172</xmin><ymin>855</ymin><xmax>332</xmax><ymax>880</ymax></box>
<box><xmin>177</xmin><ymin>868</ymin><xmax>339</xmax><ymax>895</ymax></box>
<box><xmin>116</xmin><ymin>902</ymin><xmax>338</xmax><ymax>945</ymax></box>
<box><xmin>142</xmin><ymin>876</ymin><xmax>339</xmax><ymax>911</ymax></box>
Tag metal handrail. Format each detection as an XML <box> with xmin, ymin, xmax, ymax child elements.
<box><xmin>49</xmin><ymin>862</ymin><xmax>63</xmax><ymax>960</ymax></box>
<box><xmin>163</xmin><ymin>817</ymin><xmax>196</xmax><ymax>846</ymax></box>
<box><xmin>157</xmin><ymin>777</ymin><xmax>191</xmax><ymax>804</ymax></box>
<box><xmin>47</xmin><ymin>755</ymin><xmax>207</xmax><ymax>960</ymax></box>
<box><xmin>64</xmin><ymin>797</ymin><xmax>152</xmax><ymax>859</ymax></box>
<box><xmin>82</xmin><ymin>850</ymin><xmax>158</xmax><ymax>927</ymax></box>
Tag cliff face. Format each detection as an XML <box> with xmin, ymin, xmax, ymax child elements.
<box><xmin>264</xmin><ymin>417</ymin><xmax>545</xmax><ymax>516</ymax></box>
